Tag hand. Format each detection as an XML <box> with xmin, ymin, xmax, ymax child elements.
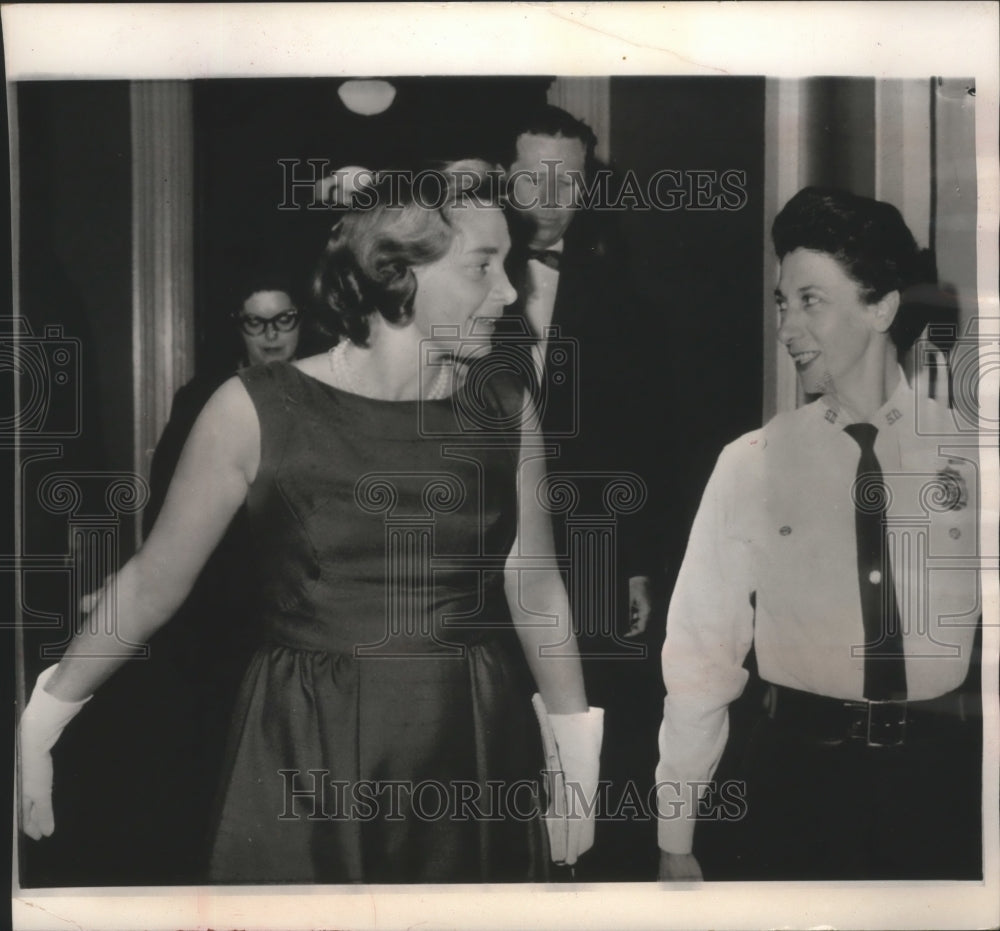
<box><xmin>658</xmin><ymin>850</ymin><xmax>703</xmax><ymax>881</ymax></box>
<box><xmin>624</xmin><ymin>575</ymin><xmax>652</xmax><ymax>637</ymax></box>
<box><xmin>20</xmin><ymin>729</ymin><xmax>55</xmax><ymax>840</ymax></box>
<box><xmin>18</xmin><ymin>666</ymin><xmax>91</xmax><ymax>840</ymax></box>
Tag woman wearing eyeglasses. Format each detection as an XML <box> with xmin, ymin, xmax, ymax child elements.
<box><xmin>19</xmin><ymin>160</ymin><xmax>601</xmax><ymax>885</ymax></box>
<box><xmin>145</xmin><ymin>272</ymin><xmax>305</xmax><ymax>530</ymax></box>
<box><xmin>233</xmin><ymin>286</ymin><xmax>302</xmax><ymax>366</ymax></box>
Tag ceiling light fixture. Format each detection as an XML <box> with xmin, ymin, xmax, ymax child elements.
<box><xmin>337</xmin><ymin>79</ymin><xmax>396</xmax><ymax>116</ymax></box>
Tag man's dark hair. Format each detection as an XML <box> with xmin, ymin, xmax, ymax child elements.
<box><xmin>502</xmin><ymin>104</ymin><xmax>598</xmax><ymax>168</ymax></box>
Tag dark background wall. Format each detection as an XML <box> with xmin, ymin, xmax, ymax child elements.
<box><xmin>16</xmin><ymin>81</ymin><xmax>134</xmax><ymax>688</ymax></box>
<box><xmin>610</xmin><ymin>76</ymin><xmax>765</xmax><ymax>572</ymax></box>
<box><xmin>17</xmin><ymin>82</ymin><xmax>134</xmax><ymax>487</ymax></box>
<box><xmin>15</xmin><ymin>80</ymin><xmax>143</xmax><ymax>886</ymax></box>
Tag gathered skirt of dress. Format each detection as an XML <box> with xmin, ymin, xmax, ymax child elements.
<box><xmin>209</xmin><ymin>635</ymin><xmax>548</xmax><ymax>884</ymax></box>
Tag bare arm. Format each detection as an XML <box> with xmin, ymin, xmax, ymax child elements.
<box><xmin>43</xmin><ymin>376</ymin><xmax>260</xmax><ymax>701</ymax></box>
<box><xmin>504</xmin><ymin>393</ymin><xmax>587</xmax><ymax>715</ymax></box>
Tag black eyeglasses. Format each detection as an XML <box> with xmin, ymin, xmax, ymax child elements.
<box><xmin>233</xmin><ymin>309</ymin><xmax>300</xmax><ymax>336</ymax></box>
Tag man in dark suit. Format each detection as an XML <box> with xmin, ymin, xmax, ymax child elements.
<box><xmin>499</xmin><ymin>105</ymin><xmax>666</xmax><ymax>879</ymax></box>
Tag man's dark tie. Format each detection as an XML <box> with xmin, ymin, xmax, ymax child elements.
<box><xmin>527</xmin><ymin>248</ymin><xmax>561</xmax><ymax>272</ymax></box>
<box><xmin>844</xmin><ymin>423</ymin><xmax>908</xmax><ymax>701</ymax></box>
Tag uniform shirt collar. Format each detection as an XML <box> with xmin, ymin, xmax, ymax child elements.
<box><xmin>817</xmin><ymin>366</ymin><xmax>911</xmax><ymax>431</ymax></box>
<box><xmin>873</xmin><ymin>366</ymin><xmax>913</xmax><ymax>433</ymax></box>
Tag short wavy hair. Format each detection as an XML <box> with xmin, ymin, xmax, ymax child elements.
<box><xmin>312</xmin><ymin>159</ymin><xmax>504</xmax><ymax>346</ymax></box>
<box><xmin>772</xmin><ymin>186</ymin><xmax>938</xmax><ymax>350</ymax></box>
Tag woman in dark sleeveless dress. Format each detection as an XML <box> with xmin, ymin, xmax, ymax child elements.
<box><xmin>19</xmin><ymin>160</ymin><xmax>603</xmax><ymax>884</ymax></box>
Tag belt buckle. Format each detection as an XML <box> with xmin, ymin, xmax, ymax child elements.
<box><xmin>865</xmin><ymin>700</ymin><xmax>907</xmax><ymax>748</ymax></box>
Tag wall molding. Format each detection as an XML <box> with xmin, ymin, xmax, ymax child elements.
<box><xmin>762</xmin><ymin>78</ymin><xmax>803</xmax><ymax>420</ymax></box>
<box><xmin>130</xmin><ymin>81</ymin><xmax>194</xmax><ymax>544</ymax></box>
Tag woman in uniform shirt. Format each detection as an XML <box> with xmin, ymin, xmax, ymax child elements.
<box><xmin>656</xmin><ymin>187</ymin><xmax>982</xmax><ymax>881</ymax></box>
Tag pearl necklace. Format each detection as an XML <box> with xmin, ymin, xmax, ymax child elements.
<box><xmin>328</xmin><ymin>341</ymin><xmax>452</xmax><ymax>401</ymax></box>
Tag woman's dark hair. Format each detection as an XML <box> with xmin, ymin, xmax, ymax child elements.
<box><xmin>312</xmin><ymin>158</ymin><xmax>503</xmax><ymax>346</ymax></box>
<box><xmin>217</xmin><ymin>260</ymin><xmax>312</xmax><ymax>366</ymax></box>
<box><xmin>772</xmin><ymin>186</ymin><xmax>939</xmax><ymax>350</ymax></box>
<box><xmin>232</xmin><ymin>275</ymin><xmax>299</xmax><ymax>314</ymax></box>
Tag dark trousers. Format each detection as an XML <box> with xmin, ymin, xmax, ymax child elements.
<box><xmin>698</xmin><ymin>706</ymin><xmax>983</xmax><ymax>881</ymax></box>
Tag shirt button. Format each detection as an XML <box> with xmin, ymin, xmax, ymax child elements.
<box><xmin>868</xmin><ymin>570</ymin><xmax>882</xmax><ymax>585</ymax></box>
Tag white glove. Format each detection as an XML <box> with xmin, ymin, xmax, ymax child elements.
<box><xmin>19</xmin><ymin>665</ymin><xmax>91</xmax><ymax>840</ymax></box>
<box><xmin>531</xmin><ymin>693</ymin><xmax>604</xmax><ymax>866</ymax></box>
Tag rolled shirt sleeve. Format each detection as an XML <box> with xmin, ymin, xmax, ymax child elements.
<box><xmin>656</xmin><ymin>437</ymin><xmax>757</xmax><ymax>854</ymax></box>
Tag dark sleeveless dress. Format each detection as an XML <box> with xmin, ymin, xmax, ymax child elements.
<box><xmin>207</xmin><ymin>361</ymin><xmax>547</xmax><ymax>883</ymax></box>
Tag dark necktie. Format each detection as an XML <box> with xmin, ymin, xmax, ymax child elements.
<box><xmin>527</xmin><ymin>248</ymin><xmax>561</xmax><ymax>272</ymax></box>
<box><xmin>844</xmin><ymin>423</ymin><xmax>908</xmax><ymax>701</ymax></box>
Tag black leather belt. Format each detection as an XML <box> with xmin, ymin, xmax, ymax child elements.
<box><xmin>764</xmin><ymin>683</ymin><xmax>972</xmax><ymax>749</ymax></box>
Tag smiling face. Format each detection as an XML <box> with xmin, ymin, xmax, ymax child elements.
<box><xmin>508</xmin><ymin>133</ymin><xmax>587</xmax><ymax>249</ymax></box>
<box><xmin>776</xmin><ymin>248</ymin><xmax>895</xmax><ymax>397</ymax></box>
<box><xmin>411</xmin><ymin>203</ymin><xmax>517</xmax><ymax>359</ymax></box>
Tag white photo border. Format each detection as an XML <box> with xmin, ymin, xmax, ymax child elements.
<box><xmin>5</xmin><ymin>3</ymin><xmax>998</xmax><ymax>930</ymax></box>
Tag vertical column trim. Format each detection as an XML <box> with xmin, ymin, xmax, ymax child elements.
<box><xmin>130</xmin><ymin>81</ymin><xmax>195</xmax><ymax>547</ymax></box>
<box><xmin>762</xmin><ymin>78</ymin><xmax>802</xmax><ymax>420</ymax></box>
<box><xmin>875</xmin><ymin>79</ymin><xmax>932</xmax><ymax>250</ymax></box>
